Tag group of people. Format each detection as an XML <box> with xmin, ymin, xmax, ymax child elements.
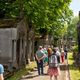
<box><xmin>0</xmin><ymin>45</ymin><xmax>68</xmax><ymax>80</ymax></box>
<box><xmin>35</xmin><ymin>45</ymin><xmax>68</xmax><ymax>80</ymax></box>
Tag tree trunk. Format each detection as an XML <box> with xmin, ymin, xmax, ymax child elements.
<box><xmin>26</xmin><ymin>30</ymin><xmax>29</xmax><ymax>64</ymax></box>
<box><xmin>30</xmin><ymin>29</ymin><xmax>35</xmax><ymax>61</ymax></box>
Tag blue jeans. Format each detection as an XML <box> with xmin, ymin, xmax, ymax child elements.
<box><xmin>36</xmin><ymin>60</ymin><xmax>44</xmax><ymax>75</ymax></box>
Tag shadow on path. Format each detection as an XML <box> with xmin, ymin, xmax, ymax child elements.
<box><xmin>60</xmin><ymin>64</ymin><xmax>68</xmax><ymax>71</ymax></box>
<box><xmin>21</xmin><ymin>70</ymin><xmax>48</xmax><ymax>79</ymax></box>
<box><xmin>24</xmin><ymin>73</ymin><xmax>48</xmax><ymax>79</ymax></box>
<box><xmin>23</xmin><ymin>75</ymin><xmax>39</xmax><ymax>79</ymax></box>
<box><xmin>20</xmin><ymin>61</ymin><xmax>69</xmax><ymax>80</ymax></box>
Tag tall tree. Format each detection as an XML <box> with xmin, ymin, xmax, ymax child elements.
<box><xmin>67</xmin><ymin>16</ymin><xmax>78</xmax><ymax>41</ymax></box>
<box><xmin>0</xmin><ymin>0</ymin><xmax>73</xmax><ymax>41</ymax></box>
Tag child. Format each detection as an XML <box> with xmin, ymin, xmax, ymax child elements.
<box><xmin>47</xmin><ymin>48</ymin><xmax>59</xmax><ymax>80</ymax></box>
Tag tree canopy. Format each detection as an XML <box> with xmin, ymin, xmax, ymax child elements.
<box><xmin>67</xmin><ymin>16</ymin><xmax>79</xmax><ymax>41</ymax></box>
<box><xmin>0</xmin><ymin>0</ymin><xmax>73</xmax><ymax>38</ymax></box>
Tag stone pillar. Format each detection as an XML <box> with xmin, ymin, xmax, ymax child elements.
<box><xmin>19</xmin><ymin>37</ymin><xmax>22</xmax><ymax>67</ymax></box>
<box><xmin>23</xmin><ymin>38</ymin><xmax>26</xmax><ymax>65</ymax></box>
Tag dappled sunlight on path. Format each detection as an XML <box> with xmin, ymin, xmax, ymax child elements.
<box><xmin>20</xmin><ymin>60</ymin><xmax>69</xmax><ymax>80</ymax></box>
<box><xmin>20</xmin><ymin>66</ymin><xmax>50</xmax><ymax>80</ymax></box>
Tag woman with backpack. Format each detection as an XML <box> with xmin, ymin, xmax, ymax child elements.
<box><xmin>47</xmin><ymin>48</ymin><xmax>59</xmax><ymax>80</ymax></box>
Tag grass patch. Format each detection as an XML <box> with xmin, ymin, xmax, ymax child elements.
<box><xmin>7</xmin><ymin>62</ymin><xmax>37</xmax><ymax>80</ymax></box>
<box><xmin>68</xmin><ymin>52</ymin><xmax>80</xmax><ymax>80</ymax></box>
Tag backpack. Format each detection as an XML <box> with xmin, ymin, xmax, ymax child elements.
<box><xmin>49</xmin><ymin>54</ymin><xmax>58</xmax><ymax>68</ymax></box>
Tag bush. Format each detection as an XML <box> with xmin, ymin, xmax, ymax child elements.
<box><xmin>72</xmin><ymin>45</ymin><xmax>78</xmax><ymax>60</ymax></box>
<box><xmin>72</xmin><ymin>45</ymin><xmax>78</xmax><ymax>52</ymax></box>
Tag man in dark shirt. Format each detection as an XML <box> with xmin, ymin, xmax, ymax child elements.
<box><xmin>64</xmin><ymin>45</ymin><xmax>68</xmax><ymax>59</ymax></box>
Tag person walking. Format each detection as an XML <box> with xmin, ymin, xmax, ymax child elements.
<box><xmin>61</xmin><ymin>48</ymin><xmax>65</xmax><ymax>63</ymax></box>
<box><xmin>64</xmin><ymin>45</ymin><xmax>68</xmax><ymax>59</ymax></box>
<box><xmin>0</xmin><ymin>64</ymin><xmax>4</xmax><ymax>80</ymax></box>
<box><xmin>55</xmin><ymin>47</ymin><xmax>61</xmax><ymax>63</ymax></box>
<box><xmin>47</xmin><ymin>46</ymin><xmax>52</xmax><ymax>58</ymax></box>
<box><xmin>35</xmin><ymin>46</ymin><xmax>45</xmax><ymax>75</ymax></box>
<box><xmin>43</xmin><ymin>48</ymin><xmax>48</xmax><ymax>66</ymax></box>
<box><xmin>47</xmin><ymin>48</ymin><xmax>59</xmax><ymax>80</ymax></box>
